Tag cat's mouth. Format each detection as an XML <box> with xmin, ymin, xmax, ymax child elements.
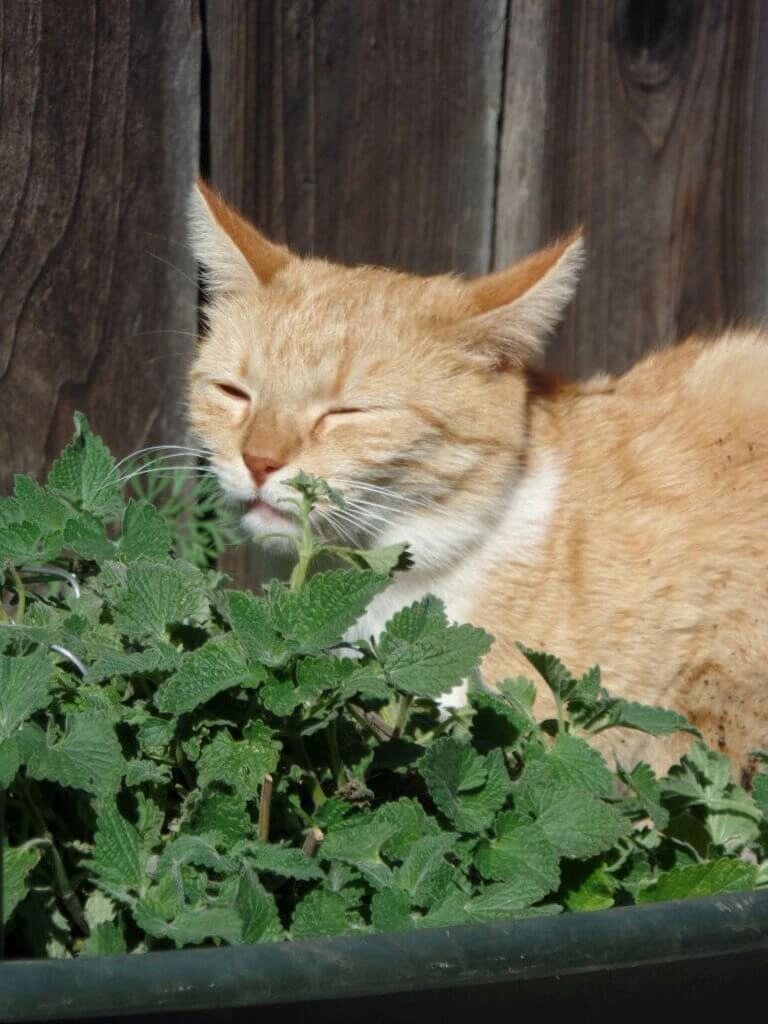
<box><xmin>245</xmin><ymin>498</ymin><xmax>292</xmax><ymax>522</ymax></box>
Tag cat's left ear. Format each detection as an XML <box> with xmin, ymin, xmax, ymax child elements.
<box><xmin>188</xmin><ymin>179</ymin><xmax>292</xmax><ymax>294</ymax></box>
<box><xmin>461</xmin><ymin>232</ymin><xmax>584</xmax><ymax>368</ymax></box>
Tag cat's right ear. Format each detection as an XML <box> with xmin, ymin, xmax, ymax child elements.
<box><xmin>188</xmin><ymin>180</ymin><xmax>291</xmax><ymax>295</ymax></box>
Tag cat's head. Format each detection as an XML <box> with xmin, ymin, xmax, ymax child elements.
<box><xmin>188</xmin><ymin>181</ymin><xmax>582</xmax><ymax>569</ymax></box>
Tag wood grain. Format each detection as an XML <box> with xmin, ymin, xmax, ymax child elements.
<box><xmin>0</xmin><ymin>0</ymin><xmax>201</xmax><ymax>492</ymax></box>
<box><xmin>206</xmin><ymin>0</ymin><xmax>509</xmax><ymax>585</ymax></box>
<box><xmin>496</xmin><ymin>0</ymin><xmax>768</xmax><ymax>378</ymax></box>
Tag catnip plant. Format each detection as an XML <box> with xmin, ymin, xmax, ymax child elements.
<box><xmin>0</xmin><ymin>414</ymin><xmax>766</xmax><ymax>958</ymax></box>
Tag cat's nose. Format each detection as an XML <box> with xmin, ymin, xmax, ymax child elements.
<box><xmin>243</xmin><ymin>453</ymin><xmax>285</xmax><ymax>487</ymax></box>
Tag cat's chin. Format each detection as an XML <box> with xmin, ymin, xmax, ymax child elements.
<box><xmin>241</xmin><ymin>500</ymin><xmax>302</xmax><ymax>541</ymax></box>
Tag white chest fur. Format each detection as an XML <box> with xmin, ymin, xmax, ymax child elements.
<box><xmin>346</xmin><ymin>453</ymin><xmax>563</xmax><ymax>706</ymax></box>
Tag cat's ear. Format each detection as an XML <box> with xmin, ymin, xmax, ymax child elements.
<box><xmin>188</xmin><ymin>179</ymin><xmax>291</xmax><ymax>294</ymax></box>
<box><xmin>461</xmin><ymin>232</ymin><xmax>584</xmax><ymax>368</ymax></box>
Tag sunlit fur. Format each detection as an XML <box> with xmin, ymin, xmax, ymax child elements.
<box><xmin>188</xmin><ymin>182</ymin><xmax>768</xmax><ymax>774</ymax></box>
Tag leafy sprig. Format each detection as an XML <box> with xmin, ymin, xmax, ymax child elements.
<box><xmin>1</xmin><ymin>414</ymin><xmax>766</xmax><ymax>957</ymax></box>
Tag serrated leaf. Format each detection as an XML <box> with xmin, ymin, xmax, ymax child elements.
<box><xmin>291</xmin><ymin>890</ymin><xmax>349</xmax><ymax>940</ymax></box>
<box><xmin>119</xmin><ymin>500</ymin><xmax>174</xmax><ymax>561</ymax></box>
<box><xmin>620</xmin><ymin>762</ymin><xmax>669</xmax><ymax>830</ymax></box>
<box><xmin>89</xmin><ymin>644</ymin><xmax>182</xmax><ymax>684</ymax></box>
<box><xmin>159</xmin><ymin>833</ymin><xmax>233</xmax><ymax>874</ymax></box>
<box><xmin>3</xmin><ymin>843</ymin><xmax>41</xmax><ymax>921</ymax></box>
<box><xmin>466</xmin><ymin>883</ymin><xmax>558</xmax><ymax>922</ymax></box>
<box><xmin>392</xmin><ymin>834</ymin><xmax>457</xmax><ymax>907</ymax></box>
<box><xmin>227</xmin><ymin>591</ymin><xmax>290</xmax><ymax>668</ymax></box>
<box><xmin>185</xmin><ymin>791</ymin><xmax>253</xmax><ymax>849</ymax></box>
<box><xmin>135</xmin><ymin>897</ymin><xmax>243</xmax><ymax>948</ymax></box>
<box><xmin>272</xmin><ymin>569</ymin><xmax>390</xmax><ymax>653</ymax></box>
<box><xmin>370</xmin><ymin>889</ymin><xmax>415</xmax><ymax>932</ymax></box>
<box><xmin>469</xmin><ymin>690</ymin><xmax>525</xmax><ymax>751</ymax></box>
<box><xmin>62</xmin><ymin>512</ymin><xmax>115</xmax><ymax>561</ymax></box>
<box><xmin>611</xmin><ymin>699</ymin><xmax>698</xmax><ymax>737</ymax></box>
<box><xmin>136</xmin><ymin>716</ymin><xmax>176</xmax><ymax>757</ymax></box>
<box><xmin>525</xmin><ymin>734</ymin><xmax>614</xmax><ymax>798</ymax></box>
<box><xmin>81</xmin><ymin>920</ymin><xmax>127</xmax><ymax>957</ymax></box>
<box><xmin>84</xmin><ymin>890</ymin><xmax>116</xmax><ymax>930</ymax></box>
<box><xmin>0</xmin><ymin>649</ymin><xmax>55</xmax><ymax>741</ymax></box>
<box><xmin>197</xmin><ymin>724</ymin><xmax>280</xmax><ymax>798</ymax></box>
<box><xmin>419</xmin><ymin>739</ymin><xmax>508</xmax><ymax>833</ymax></box>
<box><xmin>47</xmin><ymin>412</ymin><xmax>122</xmax><ymax>518</ymax></box>
<box><xmin>475</xmin><ymin>813</ymin><xmax>560</xmax><ymax>903</ymax></box>
<box><xmin>243</xmin><ymin>843</ymin><xmax>324</xmax><ymax>881</ymax></box>
<box><xmin>154</xmin><ymin>635</ymin><xmax>257</xmax><ymax>714</ymax></box>
<box><xmin>124</xmin><ymin>759</ymin><xmax>171</xmax><ymax>787</ymax></box>
<box><xmin>260</xmin><ymin>676</ymin><xmax>303</xmax><ymax>716</ymax></box>
<box><xmin>24</xmin><ymin>713</ymin><xmax>124</xmax><ymax>796</ymax></box>
<box><xmin>378</xmin><ymin>599</ymin><xmax>492</xmax><ymax>699</ymax></box>
<box><xmin>378</xmin><ymin>798</ymin><xmax>442</xmax><ymax>861</ymax></box>
<box><xmin>515</xmin><ymin>645</ymin><xmax>575</xmax><ymax>700</ymax></box>
<box><xmin>237</xmin><ymin>869</ymin><xmax>282</xmax><ymax>943</ymax></box>
<box><xmin>91</xmin><ymin>801</ymin><xmax>145</xmax><ymax>895</ymax></box>
<box><xmin>322</xmin><ymin>816</ymin><xmax>397</xmax><ymax>888</ymax></box>
<box><xmin>523</xmin><ymin>783</ymin><xmax>630</xmax><ymax>859</ymax></box>
<box><xmin>8</xmin><ymin>475</ymin><xmax>71</xmax><ymax>532</ymax></box>
<box><xmin>638</xmin><ymin>859</ymin><xmax>758</xmax><ymax>904</ymax></box>
<box><xmin>113</xmin><ymin>559</ymin><xmax>210</xmax><ymax>640</ymax></box>
<box><xmin>0</xmin><ymin>519</ymin><xmax>61</xmax><ymax>565</ymax></box>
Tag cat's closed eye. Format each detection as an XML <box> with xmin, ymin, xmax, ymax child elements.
<box><xmin>215</xmin><ymin>382</ymin><xmax>250</xmax><ymax>402</ymax></box>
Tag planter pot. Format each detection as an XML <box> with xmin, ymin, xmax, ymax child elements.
<box><xmin>1</xmin><ymin>892</ymin><xmax>767</xmax><ymax>1024</ymax></box>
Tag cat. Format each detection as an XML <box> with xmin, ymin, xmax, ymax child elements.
<box><xmin>187</xmin><ymin>180</ymin><xmax>768</xmax><ymax>776</ymax></box>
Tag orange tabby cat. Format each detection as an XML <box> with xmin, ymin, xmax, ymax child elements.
<box><xmin>188</xmin><ymin>181</ymin><xmax>768</xmax><ymax>774</ymax></box>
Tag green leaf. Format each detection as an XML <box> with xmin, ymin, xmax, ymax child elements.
<box><xmin>419</xmin><ymin>739</ymin><xmax>508</xmax><ymax>833</ymax></box>
<box><xmin>752</xmin><ymin>773</ymin><xmax>768</xmax><ymax>816</ymax></box>
<box><xmin>185</xmin><ymin>791</ymin><xmax>253</xmax><ymax>849</ymax></box>
<box><xmin>7</xmin><ymin>475</ymin><xmax>71</xmax><ymax>532</ymax></box>
<box><xmin>377</xmin><ymin>798</ymin><xmax>442</xmax><ymax>861</ymax></box>
<box><xmin>81</xmin><ymin>920</ymin><xmax>127</xmax><ymax>957</ymax></box>
<box><xmin>516</xmin><ymin>645</ymin><xmax>575</xmax><ymax>700</ymax></box>
<box><xmin>610</xmin><ymin>699</ymin><xmax>698</xmax><ymax>737</ymax></box>
<box><xmin>237</xmin><ymin>869</ymin><xmax>282</xmax><ymax>943</ymax></box>
<box><xmin>322</xmin><ymin>815</ymin><xmax>397</xmax><ymax>888</ymax></box>
<box><xmin>0</xmin><ymin>649</ymin><xmax>55</xmax><ymax>741</ymax></box>
<box><xmin>243</xmin><ymin>843</ymin><xmax>324</xmax><ymax>881</ymax></box>
<box><xmin>370</xmin><ymin>889</ymin><xmax>415</xmax><ymax>932</ymax></box>
<box><xmin>291</xmin><ymin>890</ymin><xmax>349</xmax><ymax>940</ymax></box>
<box><xmin>392</xmin><ymin>834</ymin><xmax>457</xmax><ymax>907</ymax></box>
<box><xmin>620</xmin><ymin>762</ymin><xmax>669</xmax><ymax>830</ymax></box>
<box><xmin>522</xmin><ymin>782</ymin><xmax>630</xmax><ymax>859</ymax></box>
<box><xmin>123</xmin><ymin>759</ymin><xmax>171</xmax><ymax>787</ymax></box>
<box><xmin>197</xmin><ymin>724</ymin><xmax>281</xmax><ymax>799</ymax></box>
<box><xmin>89</xmin><ymin>644</ymin><xmax>182</xmax><ymax>684</ymax></box>
<box><xmin>285</xmin><ymin>472</ymin><xmax>347</xmax><ymax>510</ymax></box>
<box><xmin>112</xmin><ymin>559</ymin><xmax>210</xmax><ymax>640</ymax></box>
<box><xmin>47</xmin><ymin>412</ymin><xmax>122</xmax><ymax>518</ymax></box>
<box><xmin>159</xmin><ymin>833</ymin><xmax>233</xmax><ymax>874</ymax></box>
<box><xmin>378</xmin><ymin>598</ymin><xmax>492</xmax><ymax>698</ymax></box>
<box><xmin>497</xmin><ymin>676</ymin><xmax>538</xmax><ymax>729</ymax></box>
<box><xmin>119</xmin><ymin>500</ymin><xmax>174</xmax><ymax>561</ymax></box>
<box><xmin>227</xmin><ymin>591</ymin><xmax>290</xmax><ymax>668</ymax></box>
<box><xmin>136</xmin><ymin>716</ymin><xmax>177</xmax><ymax>757</ymax></box>
<box><xmin>91</xmin><ymin>801</ymin><xmax>145</xmax><ymax>896</ymax></box>
<box><xmin>565</xmin><ymin>862</ymin><xmax>617</xmax><ymax>912</ymax></box>
<box><xmin>135</xmin><ymin>897</ymin><xmax>243</xmax><ymax>948</ymax></box>
<box><xmin>154</xmin><ymin>635</ymin><xmax>258</xmax><ymax>714</ymax></box>
<box><xmin>24</xmin><ymin>714</ymin><xmax>124</xmax><ymax>796</ymax></box>
<box><xmin>466</xmin><ymin>882</ymin><xmax>557</xmax><ymax>922</ymax></box>
<box><xmin>3</xmin><ymin>843</ymin><xmax>42</xmax><ymax>921</ymax></box>
<box><xmin>469</xmin><ymin>690</ymin><xmax>526</xmax><ymax>751</ymax></box>
<box><xmin>353</xmin><ymin>542</ymin><xmax>413</xmax><ymax>575</ymax></box>
<box><xmin>525</xmin><ymin>734</ymin><xmax>614</xmax><ymax>798</ymax></box>
<box><xmin>272</xmin><ymin>569</ymin><xmax>390</xmax><ymax>652</ymax></box>
<box><xmin>475</xmin><ymin>813</ymin><xmax>560</xmax><ymax>903</ymax></box>
<box><xmin>638</xmin><ymin>859</ymin><xmax>758</xmax><ymax>904</ymax></box>
<box><xmin>62</xmin><ymin>512</ymin><xmax>115</xmax><ymax>561</ymax></box>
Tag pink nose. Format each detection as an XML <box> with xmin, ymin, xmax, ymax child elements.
<box><xmin>243</xmin><ymin>453</ymin><xmax>285</xmax><ymax>487</ymax></box>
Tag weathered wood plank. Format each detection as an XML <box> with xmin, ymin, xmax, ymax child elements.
<box><xmin>0</xmin><ymin>0</ymin><xmax>200</xmax><ymax>490</ymax></box>
<box><xmin>206</xmin><ymin>0</ymin><xmax>509</xmax><ymax>585</ymax></box>
<box><xmin>496</xmin><ymin>0</ymin><xmax>768</xmax><ymax>378</ymax></box>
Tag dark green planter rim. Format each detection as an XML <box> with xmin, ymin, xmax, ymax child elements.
<box><xmin>1</xmin><ymin>891</ymin><xmax>767</xmax><ymax>1022</ymax></box>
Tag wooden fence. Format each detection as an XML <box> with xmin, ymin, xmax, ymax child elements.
<box><xmin>2</xmin><ymin>0</ymin><xmax>766</xmax><ymax>585</ymax></box>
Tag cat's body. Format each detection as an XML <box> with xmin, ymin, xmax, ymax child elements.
<box><xmin>188</xmin><ymin>181</ymin><xmax>768</xmax><ymax>774</ymax></box>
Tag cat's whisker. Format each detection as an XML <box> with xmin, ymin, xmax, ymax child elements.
<box><xmin>110</xmin><ymin>444</ymin><xmax>211</xmax><ymax>478</ymax></box>
<box><xmin>335</xmin><ymin>478</ymin><xmax>441</xmax><ymax>511</ymax></box>
<box><xmin>114</xmin><ymin>465</ymin><xmax>218</xmax><ymax>489</ymax></box>
<box><xmin>313</xmin><ymin>507</ymin><xmax>359</xmax><ymax>547</ymax></box>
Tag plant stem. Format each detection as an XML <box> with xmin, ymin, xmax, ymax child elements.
<box><xmin>298</xmin><ymin>736</ymin><xmax>326</xmax><ymax>806</ymax></box>
<box><xmin>258</xmin><ymin>774</ymin><xmax>273</xmax><ymax>843</ymax></box>
<box><xmin>301</xmin><ymin>827</ymin><xmax>324</xmax><ymax>858</ymax></box>
<box><xmin>392</xmin><ymin>695</ymin><xmax>413</xmax><ymax>738</ymax></box>
<box><xmin>326</xmin><ymin>721</ymin><xmax>344</xmax><ymax>787</ymax></box>
<box><xmin>8</xmin><ymin>563</ymin><xmax>26</xmax><ymax>622</ymax></box>
<box><xmin>289</xmin><ymin>498</ymin><xmax>315</xmax><ymax>591</ymax></box>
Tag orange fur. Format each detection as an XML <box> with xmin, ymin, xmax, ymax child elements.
<box><xmin>187</xmin><ymin>184</ymin><xmax>768</xmax><ymax>773</ymax></box>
